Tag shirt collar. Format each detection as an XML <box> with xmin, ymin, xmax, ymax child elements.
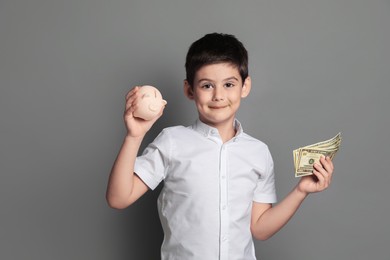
<box><xmin>191</xmin><ymin>118</ymin><xmax>243</xmax><ymax>140</ymax></box>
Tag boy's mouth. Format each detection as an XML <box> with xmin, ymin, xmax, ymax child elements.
<box><xmin>209</xmin><ymin>105</ymin><xmax>228</xmax><ymax>109</ymax></box>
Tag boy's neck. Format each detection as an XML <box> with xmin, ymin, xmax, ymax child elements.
<box><xmin>218</xmin><ymin>126</ymin><xmax>236</xmax><ymax>143</ymax></box>
<box><xmin>201</xmin><ymin>118</ymin><xmax>237</xmax><ymax>143</ymax></box>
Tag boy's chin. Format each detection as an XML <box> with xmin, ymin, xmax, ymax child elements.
<box><xmin>199</xmin><ymin>115</ymin><xmax>235</xmax><ymax>127</ymax></box>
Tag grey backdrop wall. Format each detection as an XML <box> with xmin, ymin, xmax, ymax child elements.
<box><xmin>1</xmin><ymin>0</ymin><xmax>389</xmax><ymax>259</ymax></box>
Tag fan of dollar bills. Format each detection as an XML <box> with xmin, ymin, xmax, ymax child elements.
<box><xmin>294</xmin><ymin>133</ymin><xmax>341</xmax><ymax>177</ymax></box>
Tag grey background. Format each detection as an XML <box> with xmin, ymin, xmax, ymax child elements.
<box><xmin>1</xmin><ymin>0</ymin><xmax>389</xmax><ymax>259</ymax></box>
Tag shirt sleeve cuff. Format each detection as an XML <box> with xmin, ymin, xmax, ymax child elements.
<box><xmin>134</xmin><ymin>163</ymin><xmax>161</xmax><ymax>190</ymax></box>
<box><xmin>253</xmin><ymin>193</ymin><xmax>277</xmax><ymax>204</ymax></box>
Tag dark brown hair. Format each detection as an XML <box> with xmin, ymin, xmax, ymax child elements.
<box><xmin>185</xmin><ymin>33</ymin><xmax>249</xmax><ymax>87</ymax></box>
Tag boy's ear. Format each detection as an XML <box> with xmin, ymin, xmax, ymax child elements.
<box><xmin>241</xmin><ymin>76</ymin><xmax>251</xmax><ymax>98</ymax></box>
<box><xmin>184</xmin><ymin>80</ymin><xmax>194</xmax><ymax>100</ymax></box>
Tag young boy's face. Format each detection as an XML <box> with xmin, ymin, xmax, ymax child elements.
<box><xmin>184</xmin><ymin>62</ymin><xmax>251</xmax><ymax>128</ymax></box>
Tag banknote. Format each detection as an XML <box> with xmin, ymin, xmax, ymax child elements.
<box><xmin>294</xmin><ymin>133</ymin><xmax>341</xmax><ymax>177</ymax></box>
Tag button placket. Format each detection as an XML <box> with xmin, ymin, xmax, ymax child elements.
<box><xmin>219</xmin><ymin>143</ymin><xmax>229</xmax><ymax>259</ymax></box>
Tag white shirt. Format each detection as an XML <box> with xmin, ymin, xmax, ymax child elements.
<box><xmin>135</xmin><ymin>119</ymin><xmax>277</xmax><ymax>260</ymax></box>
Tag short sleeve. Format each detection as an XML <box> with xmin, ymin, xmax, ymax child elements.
<box><xmin>253</xmin><ymin>147</ymin><xmax>277</xmax><ymax>203</ymax></box>
<box><xmin>134</xmin><ymin>129</ymin><xmax>170</xmax><ymax>190</ymax></box>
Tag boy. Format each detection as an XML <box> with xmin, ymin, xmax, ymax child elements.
<box><xmin>106</xmin><ymin>33</ymin><xmax>334</xmax><ymax>260</ymax></box>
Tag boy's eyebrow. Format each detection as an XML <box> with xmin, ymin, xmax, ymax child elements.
<box><xmin>197</xmin><ymin>76</ymin><xmax>240</xmax><ymax>83</ymax></box>
<box><xmin>224</xmin><ymin>76</ymin><xmax>240</xmax><ymax>82</ymax></box>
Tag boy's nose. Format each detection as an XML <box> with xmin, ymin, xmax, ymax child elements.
<box><xmin>212</xmin><ymin>87</ymin><xmax>225</xmax><ymax>101</ymax></box>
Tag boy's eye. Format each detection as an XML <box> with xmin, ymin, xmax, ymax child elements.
<box><xmin>201</xmin><ymin>84</ymin><xmax>213</xmax><ymax>89</ymax></box>
<box><xmin>225</xmin><ymin>83</ymin><xmax>235</xmax><ymax>88</ymax></box>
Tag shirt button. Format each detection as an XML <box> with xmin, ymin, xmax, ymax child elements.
<box><xmin>223</xmin><ymin>236</ymin><xmax>228</xmax><ymax>242</ymax></box>
<box><xmin>222</xmin><ymin>205</ymin><xmax>227</xmax><ymax>210</ymax></box>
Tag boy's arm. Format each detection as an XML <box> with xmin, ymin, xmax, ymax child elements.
<box><xmin>106</xmin><ymin>135</ymin><xmax>149</xmax><ymax>209</ymax></box>
<box><xmin>106</xmin><ymin>86</ymin><xmax>165</xmax><ymax>209</ymax></box>
<box><xmin>250</xmin><ymin>156</ymin><xmax>334</xmax><ymax>240</ymax></box>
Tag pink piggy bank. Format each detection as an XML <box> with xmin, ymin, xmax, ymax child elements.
<box><xmin>133</xmin><ymin>85</ymin><xmax>167</xmax><ymax>120</ymax></box>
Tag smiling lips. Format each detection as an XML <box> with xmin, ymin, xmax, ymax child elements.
<box><xmin>209</xmin><ymin>105</ymin><xmax>229</xmax><ymax>109</ymax></box>
<box><xmin>209</xmin><ymin>106</ymin><xmax>227</xmax><ymax>109</ymax></box>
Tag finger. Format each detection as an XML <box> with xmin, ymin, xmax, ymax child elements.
<box><xmin>125</xmin><ymin>99</ymin><xmax>131</xmax><ymax>112</ymax></box>
<box><xmin>314</xmin><ymin>162</ymin><xmax>331</xmax><ymax>186</ymax></box>
<box><xmin>320</xmin><ymin>156</ymin><xmax>334</xmax><ymax>177</ymax></box>
<box><xmin>312</xmin><ymin>170</ymin><xmax>329</xmax><ymax>191</ymax></box>
<box><xmin>326</xmin><ymin>156</ymin><xmax>334</xmax><ymax>171</ymax></box>
<box><xmin>126</xmin><ymin>86</ymin><xmax>140</xmax><ymax>101</ymax></box>
<box><xmin>312</xmin><ymin>169</ymin><xmax>329</xmax><ymax>190</ymax></box>
<box><xmin>125</xmin><ymin>91</ymin><xmax>140</xmax><ymax>111</ymax></box>
<box><xmin>125</xmin><ymin>103</ymin><xmax>138</xmax><ymax>117</ymax></box>
<box><xmin>125</xmin><ymin>86</ymin><xmax>139</xmax><ymax>100</ymax></box>
<box><xmin>313</xmin><ymin>163</ymin><xmax>327</xmax><ymax>180</ymax></box>
<box><xmin>125</xmin><ymin>97</ymin><xmax>136</xmax><ymax>112</ymax></box>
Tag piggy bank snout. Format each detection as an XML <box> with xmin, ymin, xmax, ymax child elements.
<box><xmin>149</xmin><ymin>99</ymin><xmax>167</xmax><ymax>112</ymax></box>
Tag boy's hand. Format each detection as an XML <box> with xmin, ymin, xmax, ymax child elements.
<box><xmin>124</xmin><ymin>86</ymin><xmax>165</xmax><ymax>138</ymax></box>
<box><xmin>296</xmin><ymin>156</ymin><xmax>334</xmax><ymax>195</ymax></box>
